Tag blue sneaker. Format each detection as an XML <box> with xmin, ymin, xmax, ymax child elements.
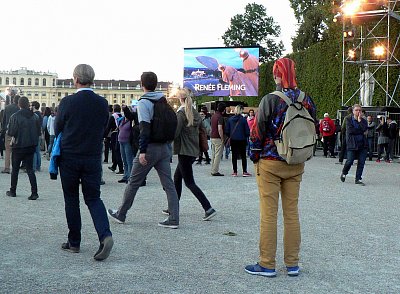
<box><xmin>244</xmin><ymin>263</ymin><xmax>276</xmax><ymax>277</ymax></box>
<box><xmin>286</xmin><ymin>266</ymin><xmax>300</xmax><ymax>276</ymax></box>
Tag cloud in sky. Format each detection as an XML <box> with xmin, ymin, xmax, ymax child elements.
<box><xmin>2</xmin><ymin>0</ymin><xmax>297</xmax><ymax>84</ymax></box>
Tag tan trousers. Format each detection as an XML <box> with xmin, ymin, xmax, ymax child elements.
<box><xmin>255</xmin><ymin>159</ymin><xmax>304</xmax><ymax>269</ymax></box>
<box><xmin>210</xmin><ymin>138</ymin><xmax>223</xmax><ymax>174</ymax></box>
<box><xmin>4</xmin><ymin>135</ymin><xmax>12</xmax><ymax>172</ymax></box>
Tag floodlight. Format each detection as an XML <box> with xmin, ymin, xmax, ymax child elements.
<box><xmin>348</xmin><ymin>49</ymin><xmax>356</xmax><ymax>59</ymax></box>
<box><xmin>373</xmin><ymin>45</ymin><xmax>385</xmax><ymax>57</ymax></box>
<box><xmin>342</xmin><ymin>0</ymin><xmax>362</xmax><ymax>16</ymax></box>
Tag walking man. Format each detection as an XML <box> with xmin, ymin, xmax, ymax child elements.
<box><xmin>340</xmin><ymin>104</ymin><xmax>368</xmax><ymax>185</ymax></box>
<box><xmin>245</xmin><ymin>58</ymin><xmax>316</xmax><ymax>277</ymax></box>
<box><xmin>107</xmin><ymin>71</ymin><xmax>180</xmax><ymax>228</ymax></box>
<box><xmin>55</xmin><ymin>64</ymin><xmax>113</xmax><ymax>261</ymax></box>
<box><xmin>6</xmin><ymin>96</ymin><xmax>41</xmax><ymax>199</ymax></box>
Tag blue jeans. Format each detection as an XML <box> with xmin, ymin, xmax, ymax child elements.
<box><xmin>33</xmin><ymin>140</ymin><xmax>41</xmax><ymax>171</ymax></box>
<box><xmin>342</xmin><ymin>148</ymin><xmax>367</xmax><ymax>181</ymax></box>
<box><xmin>367</xmin><ymin>137</ymin><xmax>374</xmax><ymax>160</ymax></box>
<box><xmin>120</xmin><ymin>141</ymin><xmax>133</xmax><ymax>181</ymax></box>
<box><xmin>59</xmin><ymin>154</ymin><xmax>112</xmax><ymax>247</ymax></box>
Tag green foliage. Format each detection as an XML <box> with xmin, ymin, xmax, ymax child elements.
<box><xmin>221</xmin><ymin>3</ymin><xmax>284</xmax><ymax>63</ymax></box>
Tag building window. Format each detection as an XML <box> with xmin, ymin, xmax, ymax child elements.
<box><xmin>13</xmin><ymin>77</ymin><xmax>16</xmax><ymax>85</ymax></box>
<box><xmin>122</xmin><ymin>100</ymin><xmax>125</xmax><ymax>104</ymax></box>
<box><xmin>65</xmin><ymin>93</ymin><xmax>68</xmax><ymax>97</ymax></box>
<box><xmin>35</xmin><ymin>78</ymin><xmax>39</xmax><ymax>86</ymax></box>
<box><xmin>58</xmin><ymin>92</ymin><xmax>61</xmax><ymax>97</ymax></box>
<box><xmin>52</xmin><ymin>79</ymin><xmax>55</xmax><ymax>87</ymax></box>
<box><xmin>20</xmin><ymin>78</ymin><xmax>25</xmax><ymax>85</ymax></box>
<box><xmin>113</xmin><ymin>94</ymin><xmax>117</xmax><ymax>98</ymax></box>
<box><xmin>0</xmin><ymin>77</ymin><xmax>2</xmax><ymax>85</ymax></box>
<box><xmin>131</xmin><ymin>94</ymin><xmax>134</xmax><ymax>98</ymax></box>
<box><xmin>122</xmin><ymin>94</ymin><xmax>125</xmax><ymax>98</ymax></box>
<box><xmin>113</xmin><ymin>99</ymin><xmax>117</xmax><ymax>103</ymax></box>
<box><xmin>6</xmin><ymin>77</ymin><xmax>9</xmax><ymax>85</ymax></box>
<box><xmin>41</xmin><ymin>103</ymin><xmax>46</xmax><ymax>107</ymax></box>
<box><xmin>35</xmin><ymin>92</ymin><xmax>39</xmax><ymax>96</ymax></box>
<box><xmin>42</xmin><ymin>92</ymin><xmax>46</xmax><ymax>96</ymax></box>
<box><xmin>28</xmin><ymin>78</ymin><xmax>32</xmax><ymax>85</ymax></box>
<box><xmin>43</xmin><ymin>78</ymin><xmax>47</xmax><ymax>86</ymax></box>
<box><xmin>103</xmin><ymin>94</ymin><xmax>107</xmax><ymax>99</ymax></box>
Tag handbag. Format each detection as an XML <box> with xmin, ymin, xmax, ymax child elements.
<box><xmin>225</xmin><ymin>119</ymin><xmax>240</xmax><ymax>147</ymax></box>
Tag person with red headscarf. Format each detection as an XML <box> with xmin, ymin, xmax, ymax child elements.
<box><xmin>245</xmin><ymin>58</ymin><xmax>317</xmax><ymax>277</ymax></box>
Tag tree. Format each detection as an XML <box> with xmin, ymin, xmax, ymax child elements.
<box><xmin>289</xmin><ymin>0</ymin><xmax>334</xmax><ymax>52</ymax></box>
<box><xmin>221</xmin><ymin>3</ymin><xmax>284</xmax><ymax>63</ymax></box>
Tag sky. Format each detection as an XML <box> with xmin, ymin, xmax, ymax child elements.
<box><xmin>2</xmin><ymin>0</ymin><xmax>298</xmax><ymax>85</ymax></box>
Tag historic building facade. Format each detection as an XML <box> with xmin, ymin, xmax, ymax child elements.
<box><xmin>0</xmin><ymin>68</ymin><xmax>172</xmax><ymax>108</ymax></box>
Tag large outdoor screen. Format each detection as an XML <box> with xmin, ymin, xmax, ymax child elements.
<box><xmin>183</xmin><ymin>46</ymin><xmax>260</xmax><ymax>97</ymax></box>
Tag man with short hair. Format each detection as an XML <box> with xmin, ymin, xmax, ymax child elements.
<box><xmin>210</xmin><ymin>102</ymin><xmax>226</xmax><ymax>176</ymax></box>
<box><xmin>30</xmin><ymin>100</ymin><xmax>42</xmax><ymax>172</ymax></box>
<box><xmin>55</xmin><ymin>64</ymin><xmax>113</xmax><ymax>261</ymax></box>
<box><xmin>6</xmin><ymin>96</ymin><xmax>41</xmax><ymax>199</ymax></box>
<box><xmin>340</xmin><ymin>104</ymin><xmax>368</xmax><ymax>185</ymax></box>
<box><xmin>1</xmin><ymin>90</ymin><xmax>20</xmax><ymax>173</ymax></box>
<box><xmin>107</xmin><ymin>71</ymin><xmax>180</xmax><ymax>229</ymax></box>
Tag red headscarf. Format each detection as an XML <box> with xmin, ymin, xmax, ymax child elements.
<box><xmin>272</xmin><ymin>58</ymin><xmax>297</xmax><ymax>89</ymax></box>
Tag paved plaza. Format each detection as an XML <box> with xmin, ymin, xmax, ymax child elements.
<box><xmin>0</xmin><ymin>152</ymin><xmax>399</xmax><ymax>293</ymax></box>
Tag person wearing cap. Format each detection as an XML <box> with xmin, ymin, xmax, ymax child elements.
<box><xmin>319</xmin><ymin>113</ymin><xmax>336</xmax><ymax>158</ymax></box>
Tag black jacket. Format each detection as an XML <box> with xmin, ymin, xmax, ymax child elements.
<box><xmin>7</xmin><ymin>108</ymin><xmax>41</xmax><ymax>152</ymax></box>
<box><xmin>1</xmin><ymin>103</ymin><xmax>19</xmax><ymax>135</ymax></box>
<box><xmin>55</xmin><ymin>90</ymin><xmax>109</xmax><ymax>157</ymax></box>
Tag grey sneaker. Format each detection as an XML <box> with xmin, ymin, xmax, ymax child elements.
<box><xmin>158</xmin><ymin>218</ymin><xmax>178</xmax><ymax>229</ymax></box>
<box><xmin>107</xmin><ymin>209</ymin><xmax>125</xmax><ymax>224</ymax></box>
<box><xmin>61</xmin><ymin>242</ymin><xmax>80</xmax><ymax>253</ymax></box>
<box><xmin>355</xmin><ymin>180</ymin><xmax>365</xmax><ymax>186</ymax></box>
<box><xmin>203</xmin><ymin>208</ymin><xmax>217</xmax><ymax>221</ymax></box>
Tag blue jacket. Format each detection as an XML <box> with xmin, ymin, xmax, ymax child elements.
<box><xmin>225</xmin><ymin>114</ymin><xmax>250</xmax><ymax>141</ymax></box>
<box><xmin>346</xmin><ymin>116</ymin><xmax>367</xmax><ymax>150</ymax></box>
<box><xmin>49</xmin><ymin>133</ymin><xmax>62</xmax><ymax>179</ymax></box>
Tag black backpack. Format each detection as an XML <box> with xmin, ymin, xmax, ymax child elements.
<box><xmin>140</xmin><ymin>96</ymin><xmax>177</xmax><ymax>143</ymax></box>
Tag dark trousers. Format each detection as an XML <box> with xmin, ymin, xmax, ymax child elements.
<box><xmin>339</xmin><ymin>135</ymin><xmax>347</xmax><ymax>162</ymax></box>
<box><xmin>59</xmin><ymin>155</ymin><xmax>112</xmax><ymax>247</ymax></box>
<box><xmin>174</xmin><ymin>154</ymin><xmax>211</xmax><ymax>212</ymax></box>
<box><xmin>230</xmin><ymin>139</ymin><xmax>248</xmax><ymax>173</ymax></box>
<box><xmin>11</xmin><ymin>151</ymin><xmax>37</xmax><ymax>194</ymax></box>
<box><xmin>110</xmin><ymin>132</ymin><xmax>123</xmax><ymax>171</ymax></box>
<box><xmin>342</xmin><ymin>148</ymin><xmax>367</xmax><ymax>181</ymax></box>
<box><xmin>103</xmin><ymin>137</ymin><xmax>111</xmax><ymax>162</ymax></box>
<box><xmin>388</xmin><ymin>138</ymin><xmax>395</xmax><ymax>160</ymax></box>
<box><xmin>367</xmin><ymin>137</ymin><xmax>374</xmax><ymax>160</ymax></box>
<box><xmin>323</xmin><ymin>135</ymin><xmax>335</xmax><ymax>156</ymax></box>
<box><xmin>377</xmin><ymin>143</ymin><xmax>389</xmax><ymax>161</ymax></box>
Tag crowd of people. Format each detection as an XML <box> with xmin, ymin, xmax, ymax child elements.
<box><xmin>0</xmin><ymin>58</ymin><xmax>398</xmax><ymax>277</ymax></box>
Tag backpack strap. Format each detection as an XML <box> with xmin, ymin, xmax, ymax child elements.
<box><xmin>271</xmin><ymin>90</ymin><xmax>305</xmax><ymax>106</ymax></box>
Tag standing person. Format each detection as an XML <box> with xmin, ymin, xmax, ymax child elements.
<box><xmin>168</xmin><ymin>88</ymin><xmax>216</xmax><ymax>220</ymax></box>
<box><xmin>46</xmin><ymin>108</ymin><xmax>57</xmax><ymax>159</ymax></box>
<box><xmin>366</xmin><ymin>115</ymin><xmax>376</xmax><ymax>161</ymax></box>
<box><xmin>117</xmin><ymin>109</ymin><xmax>133</xmax><ymax>183</ymax></box>
<box><xmin>30</xmin><ymin>101</ymin><xmax>42</xmax><ymax>172</ymax></box>
<box><xmin>375</xmin><ymin>116</ymin><xmax>390</xmax><ymax>162</ymax></box>
<box><xmin>6</xmin><ymin>96</ymin><xmax>41</xmax><ymax>200</ymax></box>
<box><xmin>103</xmin><ymin>105</ymin><xmax>113</xmax><ymax>163</ymax></box>
<box><xmin>210</xmin><ymin>102</ymin><xmax>226</xmax><ymax>176</ymax></box>
<box><xmin>55</xmin><ymin>64</ymin><xmax>113</xmax><ymax>261</ymax></box>
<box><xmin>319</xmin><ymin>113</ymin><xmax>336</xmax><ymax>158</ymax></box>
<box><xmin>196</xmin><ymin>110</ymin><xmax>211</xmax><ymax>165</ymax></box>
<box><xmin>106</xmin><ymin>104</ymin><xmax>123</xmax><ymax>174</ymax></box>
<box><xmin>225</xmin><ymin>105</ymin><xmax>251</xmax><ymax>177</ymax></box>
<box><xmin>1</xmin><ymin>91</ymin><xmax>20</xmax><ymax>174</ymax></box>
<box><xmin>337</xmin><ymin>107</ymin><xmax>353</xmax><ymax>164</ymax></box>
<box><xmin>42</xmin><ymin>107</ymin><xmax>52</xmax><ymax>153</ymax></box>
<box><xmin>387</xmin><ymin>117</ymin><xmax>397</xmax><ymax>163</ymax></box>
<box><xmin>245</xmin><ymin>57</ymin><xmax>316</xmax><ymax>277</ymax></box>
<box><xmin>246</xmin><ymin>109</ymin><xmax>256</xmax><ymax>156</ymax></box>
<box><xmin>107</xmin><ymin>71</ymin><xmax>179</xmax><ymax>228</ymax></box>
<box><xmin>340</xmin><ymin>104</ymin><xmax>368</xmax><ymax>186</ymax></box>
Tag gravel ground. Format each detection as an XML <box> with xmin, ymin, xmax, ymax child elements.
<box><xmin>0</xmin><ymin>151</ymin><xmax>399</xmax><ymax>294</ymax></box>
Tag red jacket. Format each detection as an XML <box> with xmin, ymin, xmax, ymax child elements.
<box><xmin>319</xmin><ymin>117</ymin><xmax>336</xmax><ymax>136</ymax></box>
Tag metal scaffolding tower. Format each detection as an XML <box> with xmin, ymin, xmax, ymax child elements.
<box><xmin>341</xmin><ymin>0</ymin><xmax>400</xmax><ymax>107</ymax></box>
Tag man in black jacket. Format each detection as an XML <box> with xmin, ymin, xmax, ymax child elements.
<box><xmin>55</xmin><ymin>64</ymin><xmax>113</xmax><ymax>261</ymax></box>
<box><xmin>6</xmin><ymin>96</ymin><xmax>41</xmax><ymax>199</ymax></box>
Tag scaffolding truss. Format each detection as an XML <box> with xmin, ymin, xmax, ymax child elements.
<box><xmin>341</xmin><ymin>0</ymin><xmax>400</xmax><ymax>107</ymax></box>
